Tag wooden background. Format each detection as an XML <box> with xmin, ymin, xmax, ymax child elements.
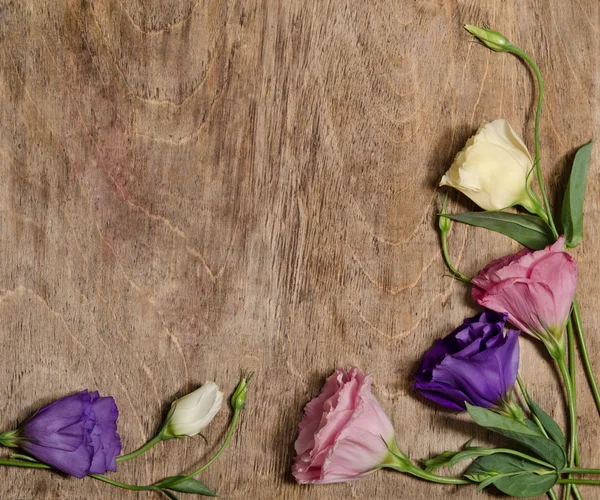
<box><xmin>0</xmin><ymin>0</ymin><xmax>598</xmax><ymax>498</ymax></box>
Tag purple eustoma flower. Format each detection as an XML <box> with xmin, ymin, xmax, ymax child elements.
<box><xmin>18</xmin><ymin>390</ymin><xmax>121</xmax><ymax>478</ymax></box>
<box><xmin>414</xmin><ymin>311</ymin><xmax>520</xmax><ymax>411</ymax></box>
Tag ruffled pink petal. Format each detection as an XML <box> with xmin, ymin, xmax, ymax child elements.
<box><xmin>292</xmin><ymin>367</ymin><xmax>396</xmax><ymax>485</ymax></box>
<box><xmin>294</xmin><ymin>371</ymin><xmax>342</xmax><ymax>455</ymax></box>
<box><xmin>478</xmin><ymin>279</ymin><xmax>557</xmax><ymax>335</ymax></box>
<box><xmin>319</xmin><ymin>427</ymin><xmax>389</xmax><ymax>484</ymax></box>
<box><xmin>529</xmin><ymin>252</ymin><xmax>577</xmax><ymax>324</ymax></box>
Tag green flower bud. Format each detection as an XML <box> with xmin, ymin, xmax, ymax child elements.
<box><xmin>231</xmin><ymin>375</ymin><xmax>251</xmax><ymax>410</ymax></box>
<box><xmin>438</xmin><ymin>195</ymin><xmax>452</xmax><ymax>234</ymax></box>
<box><xmin>464</xmin><ymin>25</ymin><xmax>512</xmax><ymax>52</ymax></box>
<box><xmin>0</xmin><ymin>429</ymin><xmax>20</xmax><ymax>448</ymax></box>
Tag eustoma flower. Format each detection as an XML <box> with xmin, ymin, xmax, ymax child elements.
<box><xmin>164</xmin><ymin>382</ymin><xmax>224</xmax><ymax>438</ymax></box>
<box><xmin>472</xmin><ymin>236</ymin><xmax>577</xmax><ymax>356</ymax></box>
<box><xmin>15</xmin><ymin>390</ymin><xmax>120</xmax><ymax>478</ymax></box>
<box><xmin>293</xmin><ymin>367</ymin><xmax>401</xmax><ymax>484</ymax></box>
<box><xmin>414</xmin><ymin>311</ymin><xmax>520</xmax><ymax>412</ymax></box>
<box><xmin>440</xmin><ymin>119</ymin><xmax>535</xmax><ymax>211</ymax></box>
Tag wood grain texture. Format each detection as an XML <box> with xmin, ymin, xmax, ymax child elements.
<box><xmin>0</xmin><ymin>0</ymin><xmax>598</xmax><ymax>498</ymax></box>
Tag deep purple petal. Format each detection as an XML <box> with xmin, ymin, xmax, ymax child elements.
<box><xmin>21</xmin><ymin>440</ymin><xmax>93</xmax><ymax>478</ymax></box>
<box><xmin>89</xmin><ymin>396</ymin><xmax>121</xmax><ymax>474</ymax></box>
<box><xmin>412</xmin><ymin>380</ymin><xmax>472</xmax><ymax>411</ymax></box>
<box><xmin>414</xmin><ymin>310</ymin><xmax>519</xmax><ymax>411</ymax></box>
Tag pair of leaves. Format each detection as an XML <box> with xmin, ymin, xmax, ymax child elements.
<box><xmin>442</xmin><ymin>140</ymin><xmax>594</xmax><ymax>249</ymax></box>
<box><xmin>465</xmin><ymin>454</ymin><xmax>558</xmax><ymax>498</ymax></box>
<box><xmin>154</xmin><ymin>476</ymin><xmax>216</xmax><ymax>498</ymax></box>
<box><xmin>463</xmin><ymin>403</ymin><xmax>564</xmax><ymax>498</ymax></box>
<box><xmin>465</xmin><ymin>403</ymin><xmax>565</xmax><ymax>470</ymax></box>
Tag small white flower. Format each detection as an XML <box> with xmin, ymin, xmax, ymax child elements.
<box><xmin>165</xmin><ymin>382</ymin><xmax>224</xmax><ymax>437</ymax></box>
<box><xmin>440</xmin><ymin>119</ymin><xmax>534</xmax><ymax>211</ymax></box>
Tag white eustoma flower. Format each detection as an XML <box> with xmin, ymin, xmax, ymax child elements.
<box><xmin>165</xmin><ymin>382</ymin><xmax>224</xmax><ymax>437</ymax></box>
<box><xmin>440</xmin><ymin>119</ymin><xmax>535</xmax><ymax>211</ymax></box>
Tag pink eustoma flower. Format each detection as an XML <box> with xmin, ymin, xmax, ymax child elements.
<box><xmin>472</xmin><ymin>236</ymin><xmax>577</xmax><ymax>349</ymax></box>
<box><xmin>293</xmin><ymin>367</ymin><xmax>399</xmax><ymax>484</ymax></box>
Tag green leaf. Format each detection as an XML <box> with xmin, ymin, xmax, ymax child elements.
<box><xmin>154</xmin><ymin>477</ymin><xmax>216</xmax><ymax>497</ymax></box>
<box><xmin>466</xmin><ymin>454</ymin><xmax>558</xmax><ymax>498</ymax></box>
<box><xmin>422</xmin><ymin>447</ymin><xmax>485</xmax><ymax>472</ymax></box>
<box><xmin>169</xmin><ymin>479</ymin><xmax>216</xmax><ymax>497</ymax></box>
<box><xmin>528</xmin><ymin>400</ymin><xmax>566</xmax><ymax>451</ymax></box>
<box><xmin>8</xmin><ymin>454</ymin><xmax>41</xmax><ymax>463</ymax></box>
<box><xmin>443</xmin><ymin>211</ymin><xmax>554</xmax><ymax>249</ymax></box>
<box><xmin>561</xmin><ymin>141</ymin><xmax>594</xmax><ymax>248</ymax></box>
<box><xmin>161</xmin><ymin>491</ymin><xmax>179</xmax><ymax>500</ymax></box>
<box><xmin>465</xmin><ymin>403</ymin><xmax>566</xmax><ymax>469</ymax></box>
<box><xmin>421</xmin><ymin>438</ymin><xmax>478</xmax><ymax>471</ymax></box>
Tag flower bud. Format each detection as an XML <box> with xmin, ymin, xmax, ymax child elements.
<box><xmin>231</xmin><ymin>376</ymin><xmax>249</xmax><ymax>410</ymax></box>
<box><xmin>164</xmin><ymin>382</ymin><xmax>224</xmax><ymax>438</ymax></box>
<box><xmin>438</xmin><ymin>196</ymin><xmax>452</xmax><ymax>234</ymax></box>
<box><xmin>440</xmin><ymin>119</ymin><xmax>534</xmax><ymax>211</ymax></box>
<box><xmin>464</xmin><ymin>25</ymin><xmax>512</xmax><ymax>52</ymax></box>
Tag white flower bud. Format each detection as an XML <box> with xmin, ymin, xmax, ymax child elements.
<box><xmin>164</xmin><ymin>382</ymin><xmax>224</xmax><ymax>438</ymax></box>
<box><xmin>440</xmin><ymin>119</ymin><xmax>534</xmax><ymax>211</ymax></box>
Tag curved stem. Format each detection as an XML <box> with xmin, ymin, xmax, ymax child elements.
<box><xmin>117</xmin><ymin>433</ymin><xmax>163</xmax><ymax>463</ymax></box>
<box><xmin>90</xmin><ymin>474</ymin><xmax>159</xmax><ymax>492</ymax></box>
<box><xmin>573</xmin><ymin>298</ymin><xmax>600</xmax><ymax>414</ymax></box>
<box><xmin>508</xmin><ymin>46</ymin><xmax>558</xmax><ymax>238</ymax></box>
<box><xmin>440</xmin><ymin>231</ymin><xmax>471</xmax><ymax>282</ymax></box>
<box><xmin>164</xmin><ymin>408</ymin><xmax>241</xmax><ymax>488</ymax></box>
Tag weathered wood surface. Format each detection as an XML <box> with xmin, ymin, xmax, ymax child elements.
<box><xmin>0</xmin><ymin>0</ymin><xmax>598</xmax><ymax>498</ymax></box>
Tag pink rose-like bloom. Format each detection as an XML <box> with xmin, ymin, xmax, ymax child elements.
<box><xmin>293</xmin><ymin>367</ymin><xmax>398</xmax><ymax>484</ymax></box>
<box><xmin>472</xmin><ymin>236</ymin><xmax>577</xmax><ymax>343</ymax></box>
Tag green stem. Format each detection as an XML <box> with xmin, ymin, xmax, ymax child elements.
<box><xmin>516</xmin><ymin>375</ymin><xmax>561</xmax><ymax>500</ymax></box>
<box><xmin>508</xmin><ymin>46</ymin><xmax>558</xmax><ymax>238</ymax></box>
<box><xmin>117</xmin><ymin>433</ymin><xmax>163</xmax><ymax>463</ymax></box>
<box><xmin>407</xmin><ymin>467</ymin><xmax>471</xmax><ymax>485</ymax></box>
<box><xmin>516</xmin><ymin>374</ymin><xmax>550</xmax><ymax>437</ymax></box>
<box><xmin>384</xmin><ymin>462</ymin><xmax>470</xmax><ymax>485</ymax></box>
<box><xmin>0</xmin><ymin>459</ymin><xmax>51</xmax><ymax>469</ymax></box>
<box><xmin>573</xmin><ymin>298</ymin><xmax>600</xmax><ymax>414</ymax></box>
<box><xmin>559</xmin><ymin>478</ymin><xmax>600</xmax><ymax>485</ymax></box>
<box><xmin>90</xmin><ymin>474</ymin><xmax>159</xmax><ymax>492</ymax></box>
<box><xmin>165</xmin><ymin>408</ymin><xmax>241</xmax><ymax>488</ymax></box>
<box><xmin>557</xmin><ymin>357</ymin><xmax>578</xmax><ymax>500</ymax></box>
<box><xmin>567</xmin><ymin>319</ymin><xmax>580</xmax><ymax>466</ymax></box>
<box><xmin>440</xmin><ymin>230</ymin><xmax>471</xmax><ymax>283</ymax></box>
<box><xmin>564</xmin><ymin>468</ymin><xmax>600</xmax><ymax>474</ymax></box>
